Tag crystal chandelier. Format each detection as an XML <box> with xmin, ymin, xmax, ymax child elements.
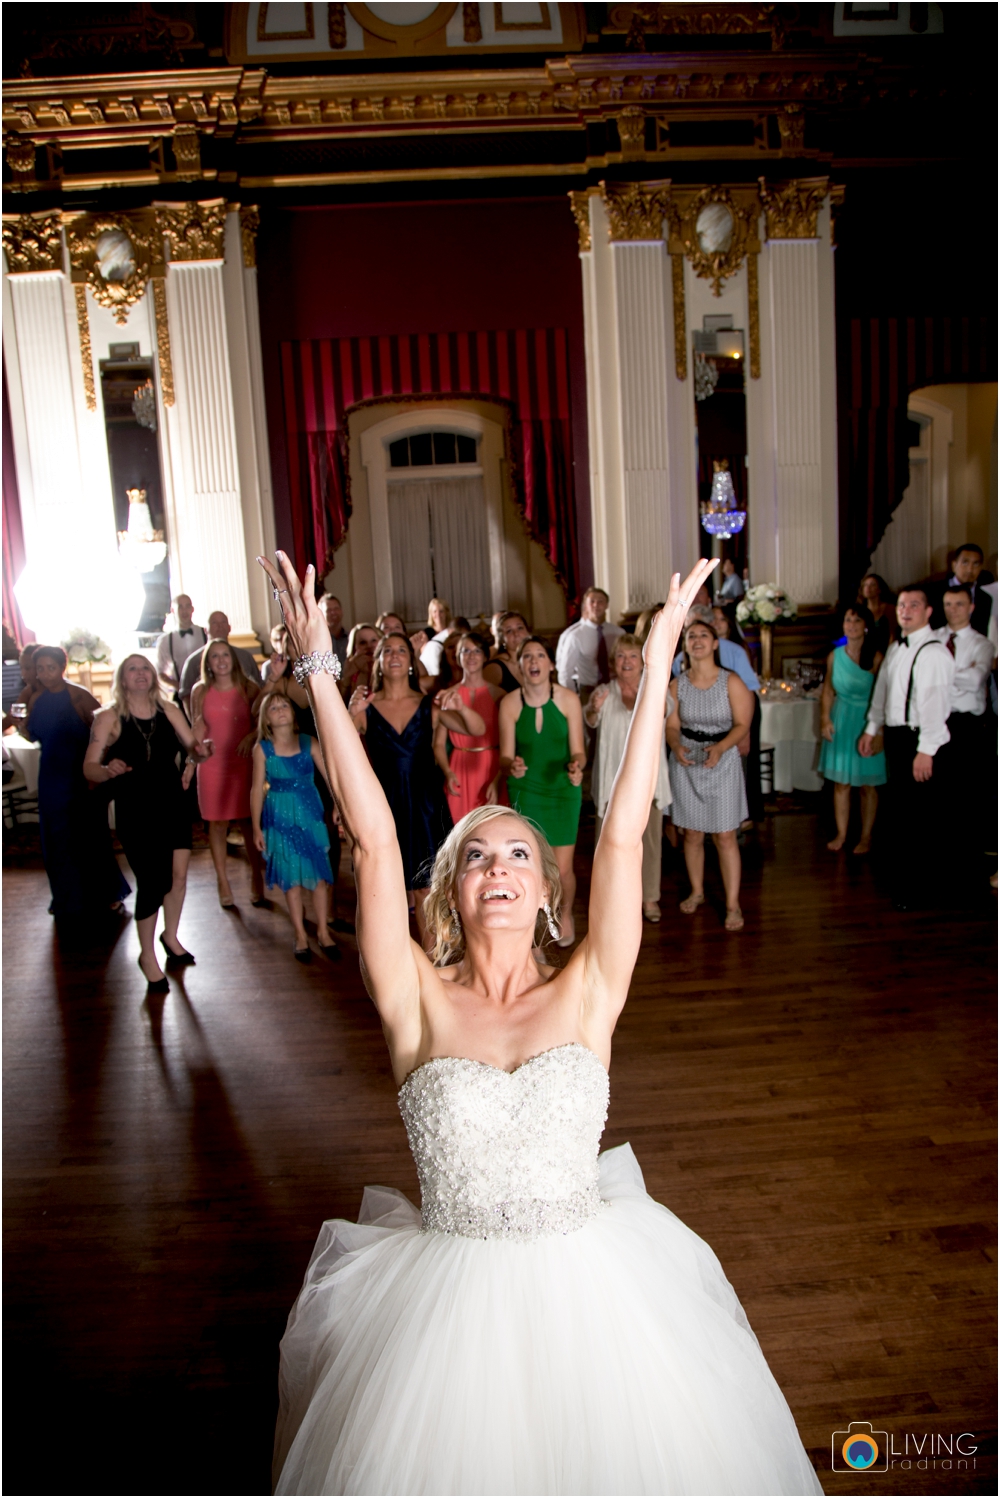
<box><xmin>131</xmin><ymin>378</ymin><xmax>157</xmax><ymax>431</ymax></box>
<box><xmin>694</xmin><ymin>352</ymin><xmax>719</xmax><ymax>403</ymax></box>
<box><xmin>700</xmin><ymin>459</ymin><xmax>746</xmax><ymax>539</ymax></box>
<box><xmin>118</xmin><ymin>486</ymin><xmax>167</xmax><ymax>572</ymax></box>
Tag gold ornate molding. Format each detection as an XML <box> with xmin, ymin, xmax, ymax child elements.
<box><xmin>667</xmin><ymin>183</ymin><xmax>761</xmax><ymax>296</ymax></box>
<box><xmin>239</xmin><ymin>206</ymin><xmax>261</xmax><ymax>267</ymax></box>
<box><xmin>601</xmin><ymin>180</ymin><xmax>670</xmax><ymax>242</ymax></box>
<box><xmin>63</xmin><ymin>209</ymin><xmax>160</xmax><ymax>324</ymax></box>
<box><xmin>616</xmin><ymin>105</ymin><xmax>646</xmax><ymax>158</ymax></box>
<box><xmin>151</xmin><ymin>277</ymin><xmax>175</xmax><ymax>407</ymax></box>
<box><xmin>4</xmin><ymin>134</ymin><xmax>37</xmax><ymax>192</ymax></box>
<box><xmin>567</xmin><ymin>191</ymin><xmax>593</xmax><ymax>254</ymax></box>
<box><xmin>746</xmin><ymin>252</ymin><xmax>760</xmax><ymax>379</ymax></box>
<box><xmin>157</xmin><ymin>199</ymin><xmax>227</xmax><ymax>261</ymax></box>
<box><xmin>1</xmin><ymin>211</ymin><xmax>63</xmax><ymax>273</ymax></box>
<box><xmin>73</xmin><ymin>285</ymin><xmax>97</xmax><ymax>411</ymax></box>
<box><xmin>606</xmin><ymin>4</ymin><xmax>792</xmax><ymax>49</ymax></box>
<box><xmin>172</xmin><ymin>123</ymin><xmax>203</xmax><ymax>181</ymax></box>
<box><xmin>758</xmin><ymin>175</ymin><xmax>829</xmax><ymax>239</ymax></box>
<box><xmin>670</xmin><ymin>254</ymin><xmax>687</xmax><ymax>381</ymax></box>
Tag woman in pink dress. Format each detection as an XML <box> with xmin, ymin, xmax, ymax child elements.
<box><xmin>191</xmin><ymin>639</ymin><xmax>265</xmax><ymax>908</ymax></box>
<box><xmin>433</xmin><ymin>632</ymin><xmax>507</xmax><ymax>823</ymax></box>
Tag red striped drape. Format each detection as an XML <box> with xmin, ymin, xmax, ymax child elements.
<box><xmin>2</xmin><ymin>368</ymin><xmax>31</xmax><ymax>648</ymax></box>
<box><xmin>280</xmin><ymin>328</ymin><xmax>580</xmax><ymax>601</ymax></box>
<box><xmin>841</xmin><ymin>314</ymin><xmax>995</xmax><ymax>590</ymax></box>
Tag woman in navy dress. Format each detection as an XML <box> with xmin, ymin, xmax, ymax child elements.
<box><xmin>28</xmin><ymin>645</ymin><xmax>130</xmax><ymax>926</ymax></box>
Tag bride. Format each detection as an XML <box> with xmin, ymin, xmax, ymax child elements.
<box><xmin>261</xmin><ymin>551</ymin><xmax>821</xmax><ymax>1497</ymax></box>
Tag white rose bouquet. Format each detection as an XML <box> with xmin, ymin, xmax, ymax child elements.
<box><xmin>61</xmin><ymin>628</ymin><xmax>112</xmax><ymax>664</ymax></box>
<box><xmin>736</xmin><ymin>584</ymin><xmax>797</xmax><ymax>627</ymax></box>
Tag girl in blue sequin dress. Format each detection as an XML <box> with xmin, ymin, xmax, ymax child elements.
<box><xmin>251</xmin><ymin>692</ymin><xmax>339</xmax><ymax>963</ymax></box>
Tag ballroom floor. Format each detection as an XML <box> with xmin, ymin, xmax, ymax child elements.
<box><xmin>3</xmin><ymin>813</ymin><xmax>996</xmax><ymax>1497</ymax></box>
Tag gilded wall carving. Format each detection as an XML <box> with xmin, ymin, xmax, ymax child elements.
<box><xmin>239</xmin><ymin>206</ymin><xmax>261</xmax><ymax>267</ymax></box>
<box><xmin>1</xmin><ymin>211</ymin><xmax>63</xmax><ymax>273</ymax></box>
<box><xmin>601</xmin><ymin>180</ymin><xmax>670</xmax><ymax>242</ymax></box>
<box><xmin>758</xmin><ymin>175</ymin><xmax>829</xmax><ymax>239</ymax></box>
<box><xmin>567</xmin><ymin>191</ymin><xmax>592</xmax><ymax>254</ymax></box>
<box><xmin>63</xmin><ymin>209</ymin><xmax>159</xmax><ymax>324</ymax></box>
<box><xmin>72</xmin><ymin>285</ymin><xmax>97</xmax><ymax>411</ymax></box>
<box><xmin>157</xmin><ymin>200</ymin><xmax>227</xmax><ymax>261</ymax></box>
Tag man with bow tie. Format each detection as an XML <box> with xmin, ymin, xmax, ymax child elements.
<box><xmin>859</xmin><ymin>584</ymin><xmax>954</xmax><ymax>909</ymax></box>
<box><xmin>156</xmin><ymin>595</ymin><xmax>207</xmax><ymax>690</ymax></box>
<box><xmin>933</xmin><ymin>582</ymin><xmax>996</xmax><ymax>854</ymax></box>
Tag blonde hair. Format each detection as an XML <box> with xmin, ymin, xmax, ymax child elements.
<box><xmin>612</xmin><ymin>633</ymin><xmax>643</xmax><ymax>661</ymax></box>
<box><xmin>427</xmin><ymin>596</ymin><xmax>452</xmax><ymax>628</ymax></box>
<box><xmin>423</xmin><ymin>804</ymin><xmax>563</xmax><ymax>967</ymax></box>
<box><xmin>112</xmin><ymin>654</ymin><xmax>168</xmax><ymax>720</ymax></box>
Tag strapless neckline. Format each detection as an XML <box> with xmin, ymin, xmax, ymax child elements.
<box><xmin>399</xmin><ymin>1041</ymin><xmax>604</xmax><ymax>1095</ymax></box>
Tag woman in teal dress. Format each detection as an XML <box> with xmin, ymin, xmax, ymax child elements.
<box><xmin>251</xmin><ymin>692</ymin><xmax>339</xmax><ymax>963</ymax></box>
<box><xmin>499</xmin><ymin>636</ymin><xmax>585</xmax><ymax>946</ymax></box>
<box><xmin>818</xmin><ymin>604</ymin><xmax>887</xmax><ymax>855</ymax></box>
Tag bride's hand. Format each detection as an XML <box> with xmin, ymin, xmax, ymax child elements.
<box><xmin>257</xmin><ymin>552</ymin><xmax>330</xmax><ymax>666</ymax></box>
<box><xmin>642</xmin><ymin>559</ymin><xmax>720</xmax><ymax>674</ymax></box>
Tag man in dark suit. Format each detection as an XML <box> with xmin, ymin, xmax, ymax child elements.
<box><xmin>928</xmin><ymin>544</ymin><xmax>994</xmax><ymax>634</ymax></box>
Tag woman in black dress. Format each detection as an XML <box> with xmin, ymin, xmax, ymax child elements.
<box><xmin>484</xmin><ymin>611</ymin><xmax>529</xmax><ymax>694</ymax></box>
<box><xmin>84</xmin><ymin>654</ymin><xmax>211</xmax><ymax>990</ymax></box>
<box><xmin>348</xmin><ymin>632</ymin><xmax>485</xmax><ymax>943</ymax></box>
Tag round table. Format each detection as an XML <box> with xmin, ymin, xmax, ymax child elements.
<box><xmin>3</xmin><ymin>733</ymin><xmax>41</xmax><ymax>793</ymax></box>
<box><xmin>758</xmin><ymin>697</ymin><xmax>823</xmax><ymax>793</ymax></box>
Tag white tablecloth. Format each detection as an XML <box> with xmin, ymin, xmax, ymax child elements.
<box><xmin>759</xmin><ymin>698</ymin><xmax>823</xmax><ymax>793</ymax></box>
<box><xmin>4</xmin><ymin>734</ymin><xmax>41</xmax><ymax>794</ymax></box>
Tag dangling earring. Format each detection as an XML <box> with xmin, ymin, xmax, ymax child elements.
<box><xmin>542</xmin><ymin>902</ymin><xmax>560</xmax><ymax>941</ymax></box>
<box><xmin>449</xmin><ymin>907</ymin><xmax>462</xmax><ymax>940</ymax></box>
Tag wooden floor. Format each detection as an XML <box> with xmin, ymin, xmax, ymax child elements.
<box><xmin>3</xmin><ymin>812</ymin><xmax>996</xmax><ymax>1497</ymax></box>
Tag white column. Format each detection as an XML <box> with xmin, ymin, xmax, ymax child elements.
<box><xmin>754</xmin><ymin>203</ymin><xmax>838</xmax><ymax>604</ymax></box>
<box><xmin>162</xmin><ymin>256</ymin><xmax>254</xmax><ymax>636</ymax></box>
<box><xmin>222</xmin><ymin>210</ymin><xmax>278</xmax><ymax>639</ymax></box>
<box><xmin>581</xmin><ymin>194</ymin><xmax>697</xmax><ymax>617</ymax></box>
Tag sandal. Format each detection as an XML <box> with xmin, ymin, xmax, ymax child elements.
<box><xmin>724</xmin><ymin>908</ymin><xmax>744</xmax><ymax>932</ymax></box>
<box><xmin>679</xmin><ymin>893</ymin><xmax>705</xmax><ymax>915</ymax></box>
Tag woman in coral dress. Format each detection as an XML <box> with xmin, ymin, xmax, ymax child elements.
<box><xmin>434</xmin><ymin>631</ymin><xmax>507</xmax><ymax>822</ymax></box>
<box><xmin>191</xmin><ymin>639</ymin><xmax>265</xmax><ymax>908</ymax></box>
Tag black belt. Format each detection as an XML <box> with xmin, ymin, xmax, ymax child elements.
<box><xmin>682</xmin><ymin>727</ymin><xmax>728</xmax><ymax>744</ymax></box>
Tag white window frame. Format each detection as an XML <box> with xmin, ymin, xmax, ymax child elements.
<box><xmin>360</xmin><ymin>406</ymin><xmax>508</xmax><ymax>619</ymax></box>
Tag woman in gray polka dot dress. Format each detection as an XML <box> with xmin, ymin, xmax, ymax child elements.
<box><xmin>666</xmin><ymin>619</ymin><xmax>754</xmax><ymax>930</ymax></box>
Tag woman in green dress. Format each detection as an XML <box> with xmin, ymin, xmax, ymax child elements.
<box><xmin>499</xmin><ymin>636</ymin><xmax>585</xmax><ymax>946</ymax></box>
<box><xmin>818</xmin><ymin>604</ymin><xmax>887</xmax><ymax>854</ymax></box>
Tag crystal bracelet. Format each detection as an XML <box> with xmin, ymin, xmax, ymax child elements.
<box><xmin>292</xmin><ymin>650</ymin><xmax>342</xmax><ymax>686</ymax></box>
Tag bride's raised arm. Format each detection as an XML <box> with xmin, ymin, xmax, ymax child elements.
<box><xmin>257</xmin><ymin>554</ymin><xmax>420</xmax><ymax>1033</ymax></box>
<box><xmin>576</xmin><ymin>559</ymin><xmax>718</xmax><ymax>1024</ymax></box>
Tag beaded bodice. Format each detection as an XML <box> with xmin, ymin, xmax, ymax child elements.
<box><xmin>398</xmin><ymin>1043</ymin><xmax>609</xmax><ymax>1242</ymax></box>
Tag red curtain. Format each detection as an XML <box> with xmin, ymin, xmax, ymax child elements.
<box><xmin>2</xmin><ymin>368</ymin><xmax>32</xmax><ymax>648</ymax></box>
<box><xmin>280</xmin><ymin>328</ymin><xmax>580</xmax><ymax>601</ymax></box>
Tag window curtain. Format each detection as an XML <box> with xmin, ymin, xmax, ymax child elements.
<box><xmin>387</xmin><ymin>477</ymin><xmax>491</xmax><ymax>622</ymax></box>
<box><xmin>280</xmin><ymin>328</ymin><xmax>580</xmax><ymax>601</ymax></box>
<box><xmin>840</xmin><ymin>315</ymin><xmax>994</xmax><ymax>593</ymax></box>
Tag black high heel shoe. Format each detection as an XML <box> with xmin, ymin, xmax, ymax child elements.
<box><xmin>159</xmin><ymin>933</ymin><xmax>195</xmax><ymax>969</ymax></box>
<box><xmin>294</xmin><ymin>944</ymin><xmax>313</xmax><ymax>965</ymax></box>
<box><xmin>138</xmin><ymin>957</ymin><xmax>169</xmax><ymax>992</ymax></box>
<box><xmin>317</xmin><ymin>939</ymin><xmax>342</xmax><ymax>962</ymax></box>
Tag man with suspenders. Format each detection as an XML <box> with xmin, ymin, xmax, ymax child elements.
<box><xmin>859</xmin><ymin>585</ymin><xmax>954</xmax><ymax>909</ymax></box>
<box><xmin>156</xmin><ymin>595</ymin><xmax>207</xmax><ymax>705</ymax></box>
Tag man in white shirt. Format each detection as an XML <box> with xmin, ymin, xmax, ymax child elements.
<box><xmin>555</xmin><ymin>588</ymin><xmax>623</xmax><ymax>699</ymax></box>
<box><xmin>935</xmin><ymin>583</ymin><xmax>996</xmax><ymax>847</ymax></box>
<box><xmin>156</xmin><ymin>595</ymin><xmax>207</xmax><ymax>692</ymax></box>
<box><xmin>859</xmin><ymin>584</ymin><xmax>953</xmax><ymax>908</ymax></box>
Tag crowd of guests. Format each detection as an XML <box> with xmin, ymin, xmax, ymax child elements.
<box><xmin>4</xmin><ymin>538</ymin><xmax>994</xmax><ymax>983</ymax></box>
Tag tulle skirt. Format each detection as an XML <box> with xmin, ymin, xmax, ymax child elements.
<box><xmin>274</xmin><ymin>1145</ymin><xmax>821</xmax><ymax>1496</ymax></box>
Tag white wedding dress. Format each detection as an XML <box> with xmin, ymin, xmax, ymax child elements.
<box><xmin>274</xmin><ymin>1044</ymin><xmax>822</xmax><ymax>1496</ymax></box>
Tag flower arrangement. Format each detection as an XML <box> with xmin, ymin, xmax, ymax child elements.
<box><xmin>736</xmin><ymin>584</ymin><xmax>797</xmax><ymax>627</ymax></box>
<box><xmin>61</xmin><ymin>628</ymin><xmax>112</xmax><ymax>665</ymax></box>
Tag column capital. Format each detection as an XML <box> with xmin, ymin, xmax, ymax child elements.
<box><xmin>600</xmin><ymin>180</ymin><xmax>671</xmax><ymax>243</ymax></box>
<box><xmin>567</xmin><ymin>191</ymin><xmax>593</xmax><ymax>254</ymax></box>
<box><xmin>156</xmin><ymin>199</ymin><xmax>227</xmax><ymax>262</ymax></box>
<box><xmin>758</xmin><ymin>176</ymin><xmax>836</xmax><ymax>240</ymax></box>
<box><xmin>237</xmin><ymin>205</ymin><xmax>261</xmax><ymax>267</ymax></box>
<box><xmin>1</xmin><ymin>210</ymin><xmax>63</xmax><ymax>274</ymax></box>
